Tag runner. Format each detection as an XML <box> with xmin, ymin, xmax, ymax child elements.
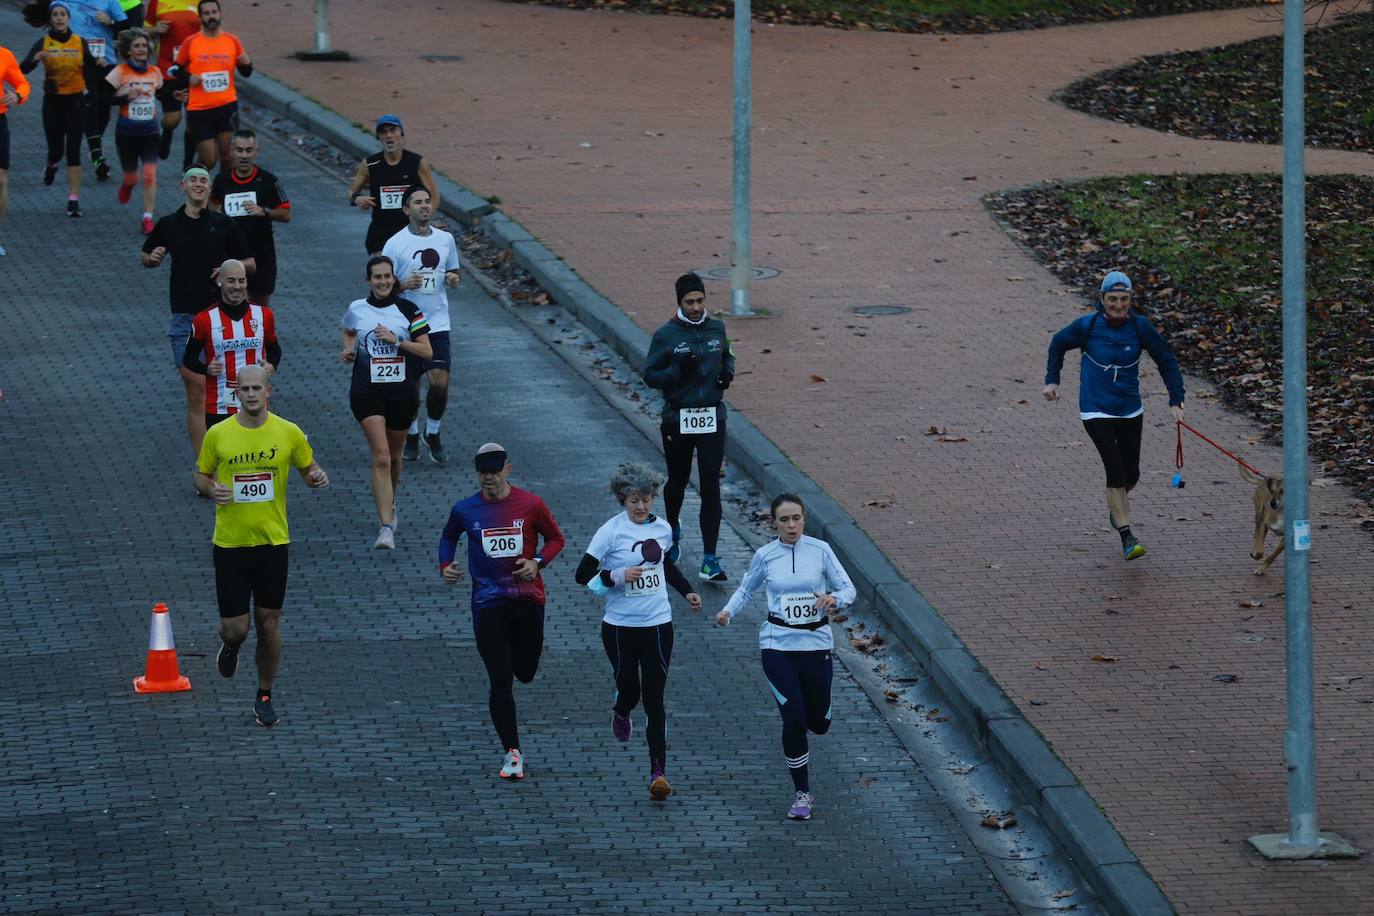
<box><xmin>715</xmin><ymin>493</ymin><xmax>856</xmax><ymax>821</ymax></box>
<box><xmin>170</xmin><ymin>0</ymin><xmax>250</xmax><ymax>171</ymax></box>
<box><xmin>340</xmin><ymin>254</ymin><xmax>432</xmax><ymax>549</ymax></box>
<box><xmin>438</xmin><ymin>443</ymin><xmax>566</xmax><ymax>780</ymax></box>
<box><xmin>346</xmin><ymin>114</ymin><xmax>438</xmax><ymax>255</ymax></box>
<box><xmin>183</xmin><ymin>258</ymin><xmax>279</xmax><ymax>430</ymax></box>
<box><xmin>574</xmin><ymin>462</ymin><xmax>702</xmax><ymax>801</ymax></box>
<box><xmin>381</xmin><ymin>185</ymin><xmax>459</xmax><ymax>465</ymax></box>
<box><xmin>142</xmin><ymin>165</ymin><xmax>254</xmax><ymax>457</ymax></box>
<box><xmin>143</xmin><ymin>0</ymin><xmax>198</xmax><ymax>167</ymax></box>
<box><xmin>1044</xmin><ymin>270</ymin><xmax>1186</xmax><ymax>560</ymax></box>
<box><xmin>211</xmin><ymin>128</ymin><xmax>289</xmax><ymax>308</ymax></box>
<box><xmin>105</xmin><ymin>26</ymin><xmax>162</xmax><ymax>233</ymax></box>
<box><xmin>20</xmin><ymin>3</ymin><xmax>96</xmax><ymax>216</ymax></box>
<box><xmin>642</xmin><ymin>273</ymin><xmax>736</xmax><ymax>583</ymax></box>
<box><xmin>0</xmin><ymin>42</ymin><xmax>32</xmax><ymax>256</ymax></box>
<box><xmin>194</xmin><ymin>363</ymin><xmax>329</xmax><ymax>727</ymax></box>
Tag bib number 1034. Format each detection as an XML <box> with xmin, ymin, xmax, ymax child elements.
<box><xmin>679</xmin><ymin>407</ymin><xmax>717</xmax><ymax>435</ymax></box>
<box><xmin>232</xmin><ymin>472</ymin><xmax>274</xmax><ymax>503</ymax></box>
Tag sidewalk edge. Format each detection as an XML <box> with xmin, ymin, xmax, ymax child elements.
<box><xmin>240</xmin><ymin>71</ymin><xmax>1174</xmax><ymax>916</ymax></box>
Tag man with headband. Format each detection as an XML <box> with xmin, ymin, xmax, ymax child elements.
<box><xmin>439</xmin><ymin>443</ymin><xmax>565</xmax><ymax>781</ymax></box>
<box><xmin>144</xmin><ymin>164</ymin><xmax>253</xmax><ymax>458</ymax></box>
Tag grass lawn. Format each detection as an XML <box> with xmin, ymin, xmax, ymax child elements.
<box><xmin>1060</xmin><ymin>10</ymin><xmax>1374</xmax><ymax>153</ymax></box>
<box><xmin>507</xmin><ymin>0</ymin><xmax>1257</xmax><ymax>32</ymax></box>
<box><xmin>987</xmin><ymin>174</ymin><xmax>1374</xmax><ymax>503</ymax></box>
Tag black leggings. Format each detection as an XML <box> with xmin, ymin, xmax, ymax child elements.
<box><xmin>762</xmin><ymin>649</ymin><xmax>833</xmax><ymax>793</ymax></box>
<box><xmin>43</xmin><ymin>93</ymin><xmax>84</xmax><ymax>167</ymax></box>
<box><xmin>601</xmin><ymin>621</ymin><xmax>673</xmax><ymax>766</ymax></box>
<box><xmin>1083</xmin><ymin>415</ymin><xmax>1144</xmax><ymax>490</ymax></box>
<box><xmin>473</xmin><ymin>602</ymin><xmax>545</xmax><ymax>751</ymax></box>
<box><xmin>660</xmin><ymin>419</ymin><xmax>725</xmax><ymax>556</ymax></box>
<box><xmin>83</xmin><ymin>63</ymin><xmax>114</xmax><ymax>153</ymax></box>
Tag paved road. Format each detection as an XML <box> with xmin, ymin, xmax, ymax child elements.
<box><xmin>0</xmin><ymin>62</ymin><xmax>1018</xmax><ymax>913</ymax></box>
<box><xmin>224</xmin><ymin>3</ymin><xmax>1374</xmax><ymax>912</ymax></box>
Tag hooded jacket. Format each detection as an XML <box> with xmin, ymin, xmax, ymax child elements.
<box><xmin>1045</xmin><ymin>308</ymin><xmax>1185</xmax><ymax>419</ymax></box>
<box><xmin>642</xmin><ymin>314</ymin><xmax>736</xmax><ymax>424</ymax></box>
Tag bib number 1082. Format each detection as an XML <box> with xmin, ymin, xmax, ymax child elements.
<box><xmin>679</xmin><ymin>407</ymin><xmax>717</xmax><ymax>435</ymax></box>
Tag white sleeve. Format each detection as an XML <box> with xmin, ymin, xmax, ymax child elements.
<box><xmin>822</xmin><ymin>542</ymin><xmax>857</xmax><ymax>609</ymax></box>
<box><xmin>382</xmin><ymin>236</ymin><xmax>406</xmax><ymax>276</ymax></box>
<box><xmin>340</xmin><ymin>303</ymin><xmax>357</xmax><ymax>332</ymax></box>
<box><xmin>721</xmin><ymin>548</ymin><xmax>769</xmax><ymax>620</ymax></box>
<box><xmin>445</xmin><ymin>234</ymin><xmax>460</xmax><ymax>271</ymax></box>
<box><xmin>584</xmin><ymin>518</ymin><xmax>615</xmax><ymax>562</ymax></box>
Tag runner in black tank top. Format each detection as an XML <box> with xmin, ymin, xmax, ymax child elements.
<box><xmin>346</xmin><ymin>114</ymin><xmax>440</xmax><ymax>254</ymax></box>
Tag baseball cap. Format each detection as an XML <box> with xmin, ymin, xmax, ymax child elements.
<box><xmin>375</xmin><ymin>114</ymin><xmax>404</xmax><ymax>136</ymax></box>
<box><xmin>1100</xmin><ymin>271</ymin><xmax>1132</xmax><ymax>293</ymax></box>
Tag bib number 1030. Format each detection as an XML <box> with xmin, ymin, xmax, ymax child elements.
<box><xmin>624</xmin><ymin>564</ymin><xmax>665</xmax><ymax>597</ymax></box>
<box><xmin>679</xmin><ymin>407</ymin><xmax>717</xmax><ymax>435</ymax></box>
<box><xmin>232</xmin><ymin>472</ymin><xmax>274</xmax><ymax>503</ymax></box>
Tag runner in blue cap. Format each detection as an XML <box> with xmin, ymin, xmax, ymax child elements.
<box><xmin>1043</xmin><ymin>271</ymin><xmax>1186</xmax><ymax>560</ymax></box>
<box><xmin>345</xmin><ymin>113</ymin><xmax>439</xmax><ymax>255</ymax></box>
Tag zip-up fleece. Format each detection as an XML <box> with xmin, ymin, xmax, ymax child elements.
<box><xmin>1045</xmin><ymin>309</ymin><xmax>1185</xmax><ymax>419</ymax></box>
<box><xmin>642</xmin><ymin>315</ymin><xmax>736</xmax><ymax>425</ymax></box>
<box><xmin>722</xmin><ymin>535</ymin><xmax>856</xmax><ymax>652</ymax></box>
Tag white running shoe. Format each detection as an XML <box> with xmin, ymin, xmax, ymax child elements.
<box><xmin>500</xmin><ymin>748</ymin><xmax>525</xmax><ymax>780</ymax></box>
<box><xmin>787</xmin><ymin>791</ymin><xmax>814</xmax><ymax>820</ymax></box>
<box><xmin>374</xmin><ymin>525</ymin><xmax>395</xmax><ymax>549</ymax></box>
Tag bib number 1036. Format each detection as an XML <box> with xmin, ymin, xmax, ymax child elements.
<box><xmin>232</xmin><ymin>472</ymin><xmax>274</xmax><ymax>503</ymax></box>
<box><xmin>679</xmin><ymin>407</ymin><xmax>717</xmax><ymax>435</ymax></box>
<box><xmin>778</xmin><ymin>593</ymin><xmax>822</xmax><ymax>625</ymax></box>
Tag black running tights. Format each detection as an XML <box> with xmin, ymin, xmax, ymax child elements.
<box><xmin>1083</xmin><ymin>415</ymin><xmax>1143</xmax><ymax>490</ymax></box>
<box><xmin>601</xmin><ymin>621</ymin><xmax>673</xmax><ymax>766</ymax></box>
<box><xmin>472</xmin><ymin>601</ymin><xmax>545</xmax><ymax>751</ymax></box>
<box><xmin>660</xmin><ymin>421</ymin><xmax>725</xmax><ymax>556</ymax></box>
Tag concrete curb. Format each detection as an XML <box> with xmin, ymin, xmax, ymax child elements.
<box><xmin>240</xmin><ymin>70</ymin><xmax>1174</xmax><ymax>916</ymax></box>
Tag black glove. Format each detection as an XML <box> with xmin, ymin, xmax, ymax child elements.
<box><xmin>676</xmin><ymin>347</ymin><xmax>698</xmax><ymax>366</ymax></box>
<box><xmin>715</xmin><ymin>372</ymin><xmax>733</xmax><ymax>390</ymax></box>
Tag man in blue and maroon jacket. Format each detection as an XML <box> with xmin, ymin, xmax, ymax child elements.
<box><xmin>438</xmin><ymin>442</ymin><xmax>565</xmax><ymax>781</ymax></box>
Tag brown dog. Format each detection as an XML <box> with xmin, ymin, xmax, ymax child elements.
<box><xmin>1240</xmin><ymin>465</ymin><xmax>1284</xmax><ymax>575</ymax></box>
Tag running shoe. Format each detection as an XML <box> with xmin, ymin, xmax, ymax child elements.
<box><xmin>141</xmin><ymin>216</ymin><xmax>155</xmax><ymax>235</ymax></box>
<box><xmin>403</xmin><ymin>433</ymin><xmax>420</xmax><ymax>461</ymax></box>
<box><xmin>666</xmin><ymin>523</ymin><xmax>682</xmax><ymax>564</ymax></box>
<box><xmin>118</xmin><ymin>182</ymin><xmax>133</xmax><ymax>205</ymax></box>
<box><xmin>424</xmin><ymin>432</ymin><xmax>447</xmax><ymax>466</ymax></box>
<box><xmin>612</xmin><ymin>711</ymin><xmax>632</xmax><ymax>742</ymax></box>
<box><xmin>1123</xmin><ymin>535</ymin><xmax>1147</xmax><ymax>561</ymax></box>
<box><xmin>217</xmin><ymin>640</ymin><xmax>239</xmax><ymax>678</ymax></box>
<box><xmin>649</xmin><ymin>763</ymin><xmax>672</xmax><ymax>801</ymax></box>
<box><xmin>43</xmin><ymin>162</ymin><xmax>57</xmax><ymax>186</ymax></box>
<box><xmin>699</xmin><ymin>555</ymin><xmax>728</xmax><ymax>583</ymax></box>
<box><xmin>374</xmin><ymin>524</ymin><xmax>396</xmax><ymax>549</ymax></box>
<box><xmin>94</xmin><ymin>156</ymin><xmax>111</xmax><ymax>181</ymax></box>
<box><xmin>254</xmin><ymin>693</ymin><xmax>279</xmax><ymax>727</ymax></box>
<box><xmin>66</xmin><ymin>200</ymin><xmax>82</xmax><ymax>218</ymax></box>
<box><xmin>500</xmin><ymin>748</ymin><xmax>525</xmax><ymax>780</ymax></box>
<box><xmin>787</xmin><ymin>791</ymin><xmax>815</xmax><ymax>820</ymax></box>
<box><xmin>0</xmin><ymin>244</ymin><xmax>7</xmax><ymax>257</ymax></box>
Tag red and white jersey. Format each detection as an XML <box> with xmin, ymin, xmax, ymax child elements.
<box><xmin>190</xmin><ymin>302</ymin><xmax>277</xmax><ymax>414</ymax></box>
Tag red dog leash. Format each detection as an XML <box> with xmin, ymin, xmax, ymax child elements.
<box><xmin>1175</xmin><ymin>420</ymin><xmax>1263</xmax><ymax>477</ymax></box>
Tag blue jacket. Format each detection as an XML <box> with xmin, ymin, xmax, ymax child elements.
<box><xmin>1045</xmin><ymin>309</ymin><xmax>1185</xmax><ymax>418</ymax></box>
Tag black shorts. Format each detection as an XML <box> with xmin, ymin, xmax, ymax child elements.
<box><xmin>115</xmin><ymin>133</ymin><xmax>159</xmax><ymax>171</ymax></box>
<box><xmin>213</xmin><ymin>544</ymin><xmax>289</xmax><ymax>618</ymax></box>
<box><xmin>206</xmin><ymin>412</ymin><xmax>231</xmax><ymax>429</ymax></box>
<box><xmin>425</xmin><ymin>331</ymin><xmax>450</xmax><ymax>372</ymax></box>
<box><xmin>350</xmin><ymin>388</ymin><xmax>419</xmax><ymax>430</ymax></box>
<box><xmin>248</xmin><ymin>256</ymin><xmax>277</xmax><ymax>297</ymax></box>
<box><xmin>185</xmin><ymin>101</ymin><xmax>239</xmax><ymax>143</ymax></box>
<box><xmin>0</xmin><ymin>114</ymin><xmax>9</xmax><ymax>170</ymax></box>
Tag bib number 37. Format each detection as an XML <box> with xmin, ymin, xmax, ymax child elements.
<box><xmin>679</xmin><ymin>407</ymin><xmax>717</xmax><ymax>435</ymax></box>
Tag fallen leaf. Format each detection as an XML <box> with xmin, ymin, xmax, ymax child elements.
<box><xmin>981</xmin><ymin>812</ymin><xmax>1017</xmax><ymax>829</ymax></box>
<box><xmin>883</xmin><ymin>689</ymin><xmax>901</xmax><ymax>703</ymax></box>
<box><xmin>949</xmin><ymin>765</ymin><xmax>976</xmax><ymax>775</ymax></box>
<box><xmin>1052</xmin><ymin>889</ymin><xmax>1077</xmax><ymax>901</ymax></box>
<box><xmin>809</xmin><ymin>374</ymin><xmax>827</xmax><ymax>383</ymax></box>
<box><xmin>857</xmin><ymin>775</ymin><xmax>878</xmax><ymax>788</ymax></box>
<box><xmin>1238</xmin><ymin>599</ymin><xmax>1264</xmax><ymax>608</ymax></box>
<box><xmin>937</xmin><ymin>434</ymin><xmax>969</xmax><ymax>443</ymax></box>
<box><xmin>1092</xmin><ymin>654</ymin><xmax>1119</xmax><ymax>663</ymax></box>
<box><xmin>925</xmin><ymin>425</ymin><xmax>947</xmax><ymax>436</ymax></box>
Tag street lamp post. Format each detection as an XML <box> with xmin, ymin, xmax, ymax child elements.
<box><xmin>730</xmin><ymin>0</ymin><xmax>754</xmax><ymax>316</ymax></box>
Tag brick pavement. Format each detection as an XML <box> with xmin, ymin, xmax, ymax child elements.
<box><xmin>0</xmin><ymin>70</ymin><xmax>1019</xmax><ymax>913</ymax></box>
<box><xmin>220</xmin><ymin>2</ymin><xmax>1374</xmax><ymax>912</ymax></box>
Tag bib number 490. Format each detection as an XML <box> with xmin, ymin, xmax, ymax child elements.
<box><xmin>232</xmin><ymin>472</ymin><xmax>274</xmax><ymax>503</ymax></box>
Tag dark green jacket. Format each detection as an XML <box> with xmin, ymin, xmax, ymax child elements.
<box><xmin>642</xmin><ymin>315</ymin><xmax>736</xmax><ymax>424</ymax></box>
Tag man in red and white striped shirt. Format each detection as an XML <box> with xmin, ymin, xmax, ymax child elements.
<box><xmin>182</xmin><ymin>259</ymin><xmax>281</xmax><ymax>426</ymax></box>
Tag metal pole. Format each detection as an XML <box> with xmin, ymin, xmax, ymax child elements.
<box><xmin>313</xmin><ymin>0</ymin><xmax>332</xmax><ymax>55</ymax></box>
<box><xmin>1280</xmin><ymin>0</ymin><xmax>1316</xmax><ymax>850</ymax></box>
<box><xmin>730</xmin><ymin>0</ymin><xmax>753</xmax><ymax>316</ymax></box>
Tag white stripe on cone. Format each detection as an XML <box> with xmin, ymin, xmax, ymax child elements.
<box><xmin>149</xmin><ymin>609</ymin><xmax>176</xmax><ymax>651</ymax></box>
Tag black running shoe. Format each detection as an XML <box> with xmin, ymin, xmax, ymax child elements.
<box><xmin>94</xmin><ymin>156</ymin><xmax>111</xmax><ymax>181</ymax></box>
<box><xmin>254</xmin><ymin>693</ymin><xmax>279</xmax><ymax>727</ymax></box>
<box><xmin>67</xmin><ymin>199</ymin><xmax>82</xmax><ymax>218</ymax></box>
<box><xmin>424</xmin><ymin>432</ymin><xmax>447</xmax><ymax>466</ymax></box>
<box><xmin>217</xmin><ymin>641</ymin><xmax>239</xmax><ymax>678</ymax></box>
<box><xmin>43</xmin><ymin>162</ymin><xmax>57</xmax><ymax>186</ymax></box>
<box><xmin>403</xmin><ymin>433</ymin><xmax>420</xmax><ymax>461</ymax></box>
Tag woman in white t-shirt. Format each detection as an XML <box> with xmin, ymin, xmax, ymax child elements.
<box><xmin>575</xmin><ymin>462</ymin><xmax>701</xmax><ymax>802</ymax></box>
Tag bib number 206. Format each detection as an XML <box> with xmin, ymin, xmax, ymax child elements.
<box><xmin>481</xmin><ymin>527</ymin><xmax>523</xmax><ymax>559</ymax></box>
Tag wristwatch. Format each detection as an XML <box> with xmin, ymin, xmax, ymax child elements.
<box><xmin>534</xmin><ymin>556</ymin><xmax>546</xmax><ymax>569</ymax></box>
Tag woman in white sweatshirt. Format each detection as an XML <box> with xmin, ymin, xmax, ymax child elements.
<box><xmin>716</xmin><ymin>493</ymin><xmax>856</xmax><ymax>821</ymax></box>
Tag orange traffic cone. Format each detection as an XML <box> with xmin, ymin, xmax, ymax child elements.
<box><xmin>133</xmin><ymin>602</ymin><xmax>192</xmax><ymax>693</ymax></box>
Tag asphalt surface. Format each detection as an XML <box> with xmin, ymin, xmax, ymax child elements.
<box><xmin>0</xmin><ymin>65</ymin><xmax>1018</xmax><ymax>913</ymax></box>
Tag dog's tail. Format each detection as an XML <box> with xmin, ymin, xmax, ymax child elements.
<box><xmin>1239</xmin><ymin>464</ymin><xmax>1265</xmax><ymax>485</ymax></box>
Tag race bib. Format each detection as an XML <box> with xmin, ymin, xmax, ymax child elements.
<box><xmin>87</xmin><ymin>38</ymin><xmax>106</xmax><ymax>61</ymax></box>
<box><xmin>128</xmin><ymin>99</ymin><xmax>155</xmax><ymax>121</ymax></box>
<box><xmin>679</xmin><ymin>407</ymin><xmax>717</xmax><ymax>435</ymax></box>
<box><xmin>777</xmin><ymin>592</ymin><xmax>823</xmax><ymax>626</ymax></box>
<box><xmin>201</xmin><ymin>70</ymin><xmax>230</xmax><ymax>93</ymax></box>
<box><xmin>369</xmin><ymin>356</ymin><xmax>405</xmax><ymax>383</ymax></box>
<box><xmin>222</xmin><ymin>385</ymin><xmax>239</xmax><ymax>404</ymax></box>
<box><xmin>232</xmin><ymin>472</ymin><xmax>274</xmax><ymax>503</ymax></box>
<box><xmin>380</xmin><ymin>185</ymin><xmax>406</xmax><ymax>209</ymax></box>
<box><xmin>172</xmin><ymin>44</ymin><xmax>181</xmax><ymax>62</ymax></box>
<box><xmin>624</xmin><ymin>564</ymin><xmax>666</xmax><ymax>598</ymax></box>
<box><xmin>481</xmin><ymin>526</ymin><xmax>523</xmax><ymax>559</ymax></box>
<box><xmin>416</xmin><ymin>270</ymin><xmax>439</xmax><ymax>295</ymax></box>
<box><xmin>223</xmin><ymin>192</ymin><xmax>257</xmax><ymax>217</ymax></box>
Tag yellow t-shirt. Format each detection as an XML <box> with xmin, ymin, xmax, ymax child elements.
<box><xmin>196</xmin><ymin>413</ymin><xmax>314</xmax><ymax>548</ymax></box>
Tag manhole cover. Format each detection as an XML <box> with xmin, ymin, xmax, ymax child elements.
<box><xmin>420</xmin><ymin>54</ymin><xmax>464</xmax><ymax>62</ymax></box>
<box><xmin>695</xmin><ymin>266</ymin><xmax>780</xmax><ymax>281</ymax></box>
<box><xmin>853</xmin><ymin>305</ymin><xmax>912</xmax><ymax>316</ymax></box>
